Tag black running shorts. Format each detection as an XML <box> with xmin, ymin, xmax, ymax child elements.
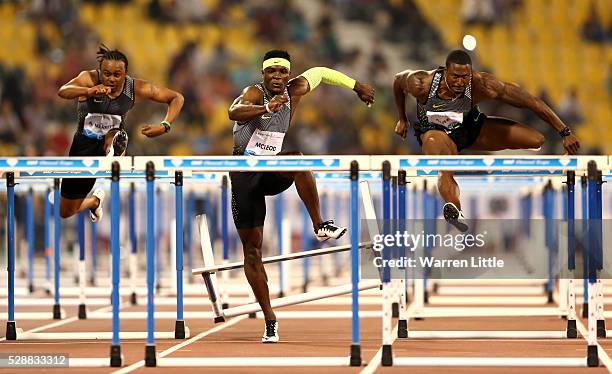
<box><xmin>60</xmin><ymin>132</ymin><xmax>106</xmax><ymax>200</ymax></box>
<box><xmin>414</xmin><ymin>107</ymin><xmax>487</xmax><ymax>151</ymax></box>
<box><xmin>230</xmin><ymin>171</ymin><xmax>295</xmax><ymax>229</ymax></box>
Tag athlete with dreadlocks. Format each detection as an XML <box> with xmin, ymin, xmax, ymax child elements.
<box><xmin>57</xmin><ymin>44</ymin><xmax>184</xmax><ymax>221</ymax></box>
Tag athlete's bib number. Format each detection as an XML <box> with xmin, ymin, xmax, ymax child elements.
<box><xmin>426</xmin><ymin>111</ymin><xmax>463</xmax><ymax>129</ymax></box>
<box><xmin>244</xmin><ymin>129</ymin><xmax>285</xmax><ymax>156</ymax></box>
<box><xmin>83</xmin><ymin>113</ymin><xmax>122</xmax><ymax>139</ymax></box>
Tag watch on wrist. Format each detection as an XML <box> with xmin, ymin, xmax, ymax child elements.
<box><xmin>161</xmin><ymin>121</ymin><xmax>171</xmax><ymax>133</ymax></box>
<box><xmin>558</xmin><ymin>127</ymin><xmax>571</xmax><ymax>137</ymax></box>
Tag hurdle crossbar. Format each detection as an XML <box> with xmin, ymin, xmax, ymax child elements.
<box><xmin>221</xmin><ymin>280</ymin><xmax>379</xmax><ymax>319</ymax></box>
<box><xmin>192</xmin><ymin>242</ymin><xmax>371</xmax><ymax>275</ymax></box>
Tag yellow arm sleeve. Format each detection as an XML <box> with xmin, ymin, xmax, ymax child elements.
<box><xmin>300</xmin><ymin>67</ymin><xmax>356</xmax><ymax>92</ymax></box>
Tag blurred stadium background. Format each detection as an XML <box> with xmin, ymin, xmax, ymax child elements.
<box><xmin>0</xmin><ymin>0</ymin><xmax>609</xmax><ymax>157</ymax></box>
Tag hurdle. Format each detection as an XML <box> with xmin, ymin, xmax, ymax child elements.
<box><xmin>2</xmin><ymin>158</ymin><xmax>132</xmax><ymax>367</ymax></box>
<box><xmin>126</xmin><ymin>155</ymin><xmax>374</xmax><ymax>367</ymax></box>
<box><xmin>368</xmin><ymin>156</ymin><xmax>607</xmax><ymax>368</ymax></box>
<box><xmin>194</xmin><ymin>213</ymin><xmax>378</xmax><ymax>322</ymax></box>
<box><xmin>2</xmin><ymin>157</ymin><xmax>199</xmax><ymax>368</ymax></box>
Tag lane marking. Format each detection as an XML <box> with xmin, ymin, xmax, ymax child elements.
<box><xmin>576</xmin><ymin>318</ymin><xmax>612</xmax><ymax>370</ymax></box>
<box><xmin>111</xmin><ymin>315</ymin><xmax>247</xmax><ymax>374</ymax></box>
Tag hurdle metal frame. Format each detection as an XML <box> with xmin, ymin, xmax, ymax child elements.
<box><xmin>3</xmin><ymin>155</ymin><xmax>611</xmax><ymax>369</ymax></box>
<box><xmin>367</xmin><ymin>156</ymin><xmax>609</xmax><ymax>368</ymax></box>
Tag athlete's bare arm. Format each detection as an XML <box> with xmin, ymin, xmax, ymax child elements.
<box><xmin>228</xmin><ymin>86</ymin><xmax>287</xmax><ymax>124</ymax></box>
<box><xmin>393</xmin><ymin>70</ymin><xmax>432</xmax><ymax>138</ymax></box>
<box><xmin>473</xmin><ymin>72</ymin><xmax>580</xmax><ymax>154</ymax></box>
<box><xmin>134</xmin><ymin>79</ymin><xmax>184</xmax><ymax>137</ymax></box>
<box><xmin>58</xmin><ymin>70</ymin><xmax>110</xmax><ymax>100</ymax></box>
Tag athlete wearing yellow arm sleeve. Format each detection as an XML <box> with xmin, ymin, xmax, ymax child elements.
<box><xmin>228</xmin><ymin>50</ymin><xmax>375</xmax><ymax>344</ymax></box>
<box><xmin>300</xmin><ymin>66</ymin><xmax>356</xmax><ymax>91</ymax></box>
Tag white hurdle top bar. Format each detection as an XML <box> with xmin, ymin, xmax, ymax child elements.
<box><xmin>0</xmin><ymin>156</ymin><xmax>609</xmax><ymax>178</ymax></box>
<box><xmin>192</xmin><ymin>242</ymin><xmax>372</xmax><ymax>275</ymax></box>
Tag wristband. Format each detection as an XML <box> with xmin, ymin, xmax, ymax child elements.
<box><xmin>265</xmin><ymin>103</ymin><xmax>272</xmax><ymax>113</ymax></box>
<box><xmin>161</xmin><ymin>121</ymin><xmax>171</xmax><ymax>133</ymax></box>
<box><xmin>558</xmin><ymin>127</ymin><xmax>571</xmax><ymax>137</ymax></box>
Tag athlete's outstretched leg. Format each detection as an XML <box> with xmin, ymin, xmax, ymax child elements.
<box><xmin>467</xmin><ymin>117</ymin><xmax>545</xmax><ymax>151</ymax></box>
<box><xmin>420</xmin><ymin>130</ymin><xmax>461</xmax><ymax>208</ymax></box>
<box><xmin>294</xmin><ymin>171</ymin><xmax>323</xmax><ymax>228</ymax></box>
<box><xmin>238</xmin><ymin>227</ymin><xmax>275</xmax><ymax>321</ymax></box>
<box><xmin>420</xmin><ymin>129</ymin><xmax>467</xmax><ymax>231</ymax></box>
<box><xmin>59</xmin><ymin>194</ymin><xmax>103</xmax><ymax>219</ymax></box>
<box><xmin>279</xmin><ymin>151</ymin><xmax>345</xmax><ymax>240</ymax></box>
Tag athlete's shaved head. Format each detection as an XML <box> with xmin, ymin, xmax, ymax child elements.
<box><xmin>445</xmin><ymin>50</ymin><xmax>471</xmax><ymax>68</ymax></box>
<box><xmin>97</xmin><ymin>44</ymin><xmax>129</xmax><ymax>72</ymax></box>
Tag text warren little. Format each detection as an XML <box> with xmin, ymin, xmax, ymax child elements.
<box><xmin>373</xmin><ymin>256</ymin><xmax>505</xmax><ymax>268</ymax></box>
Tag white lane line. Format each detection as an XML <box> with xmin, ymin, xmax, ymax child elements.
<box><xmin>111</xmin><ymin>315</ymin><xmax>248</xmax><ymax>374</ymax></box>
<box><xmin>0</xmin><ymin>304</ymin><xmax>115</xmax><ymax>341</ymax></box>
<box><xmin>576</xmin><ymin>319</ymin><xmax>612</xmax><ymax>371</ymax></box>
<box><xmin>360</xmin><ymin>323</ymin><xmax>398</xmax><ymax>374</ymax></box>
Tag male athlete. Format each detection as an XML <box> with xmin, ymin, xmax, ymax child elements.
<box><xmin>58</xmin><ymin>45</ymin><xmax>184</xmax><ymax>221</ymax></box>
<box><xmin>228</xmin><ymin>50</ymin><xmax>375</xmax><ymax>343</ymax></box>
<box><xmin>393</xmin><ymin>50</ymin><xmax>580</xmax><ymax>231</ymax></box>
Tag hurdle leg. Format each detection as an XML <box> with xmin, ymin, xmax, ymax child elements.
<box><xmin>44</xmin><ymin>187</ymin><xmax>52</xmax><ymax>294</ymax></box>
<box><xmin>26</xmin><ymin>188</ymin><xmax>34</xmax><ymax>293</ymax></box>
<box><xmin>110</xmin><ymin>162</ymin><xmax>123</xmax><ymax>367</ymax></box>
<box><xmin>78</xmin><ymin>211</ymin><xmax>87</xmax><ymax>319</ymax></box>
<box><xmin>197</xmin><ymin>214</ymin><xmax>225</xmax><ymax>322</ymax></box>
<box><xmin>144</xmin><ymin>162</ymin><xmax>156</xmax><ymax>367</ymax></box>
<box><xmin>52</xmin><ymin>178</ymin><xmax>62</xmax><ymax>320</ymax></box>
<box><xmin>220</xmin><ymin>175</ymin><xmax>230</xmax><ymax>308</ymax></box>
<box><xmin>302</xmin><ymin>205</ymin><xmax>311</xmax><ymax>293</ymax></box>
<box><xmin>566</xmin><ymin>278</ymin><xmax>577</xmax><ymax>338</ymax></box>
<box><xmin>174</xmin><ymin>171</ymin><xmax>188</xmax><ymax>339</ymax></box>
<box><xmin>89</xmin><ymin>218</ymin><xmax>98</xmax><ymax>286</ymax></box>
<box><xmin>397</xmin><ymin>278</ymin><xmax>408</xmax><ymax>338</ymax></box>
<box><xmin>5</xmin><ymin>172</ymin><xmax>17</xmax><ymax>340</ymax></box>
<box><xmin>596</xmin><ymin>279</ymin><xmax>606</xmax><ymax>338</ymax></box>
<box><xmin>129</xmin><ymin>182</ymin><xmax>138</xmax><ymax>305</ymax></box>
<box><xmin>587</xmin><ymin>280</ymin><xmax>599</xmax><ymax>366</ymax></box>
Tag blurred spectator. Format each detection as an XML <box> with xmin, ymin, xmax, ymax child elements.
<box><xmin>0</xmin><ymin>0</ymin><xmax>604</xmax><ymax>157</ymax></box>
<box><xmin>462</xmin><ymin>0</ymin><xmax>495</xmax><ymax>27</ymax></box>
<box><xmin>368</xmin><ymin>40</ymin><xmax>389</xmax><ymax>88</ymax></box>
<box><xmin>314</xmin><ymin>10</ymin><xmax>343</xmax><ymax>64</ymax></box>
<box><xmin>581</xmin><ymin>2</ymin><xmax>607</xmax><ymax>43</ymax></box>
<box><xmin>557</xmin><ymin>88</ymin><xmax>584</xmax><ymax>126</ymax></box>
<box><xmin>1</xmin><ymin>66</ymin><xmax>29</xmax><ymax>130</ymax></box>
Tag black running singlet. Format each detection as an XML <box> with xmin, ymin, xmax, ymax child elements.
<box><xmin>77</xmin><ymin>70</ymin><xmax>135</xmax><ymax>139</ymax></box>
<box><xmin>416</xmin><ymin>67</ymin><xmax>476</xmax><ymax>133</ymax></box>
<box><xmin>232</xmin><ymin>83</ymin><xmax>291</xmax><ymax>156</ymax></box>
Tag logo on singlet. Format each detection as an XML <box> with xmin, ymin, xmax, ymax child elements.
<box><xmin>432</xmin><ymin>103</ymin><xmax>446</xmax><ymax>109</ymax></box>
<box><xmin>261</xmin><ymin>114</ymin><xmax>272</xmax><ymax>120</ymax></box>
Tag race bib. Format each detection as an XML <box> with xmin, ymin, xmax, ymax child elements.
<box><xmin>244</xmin><ymin>129</ymin><xmax>285</xmax><ymax>156</ymax></box>
<box><xmin>426</xmin><ymin>111</ymin><xmax>463</xmax><ymax>129</ymax></box>
<box><xmin>83</xmin><ymin>113</ymin><xmax>122</xmax><ymax>139</ymax></box>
